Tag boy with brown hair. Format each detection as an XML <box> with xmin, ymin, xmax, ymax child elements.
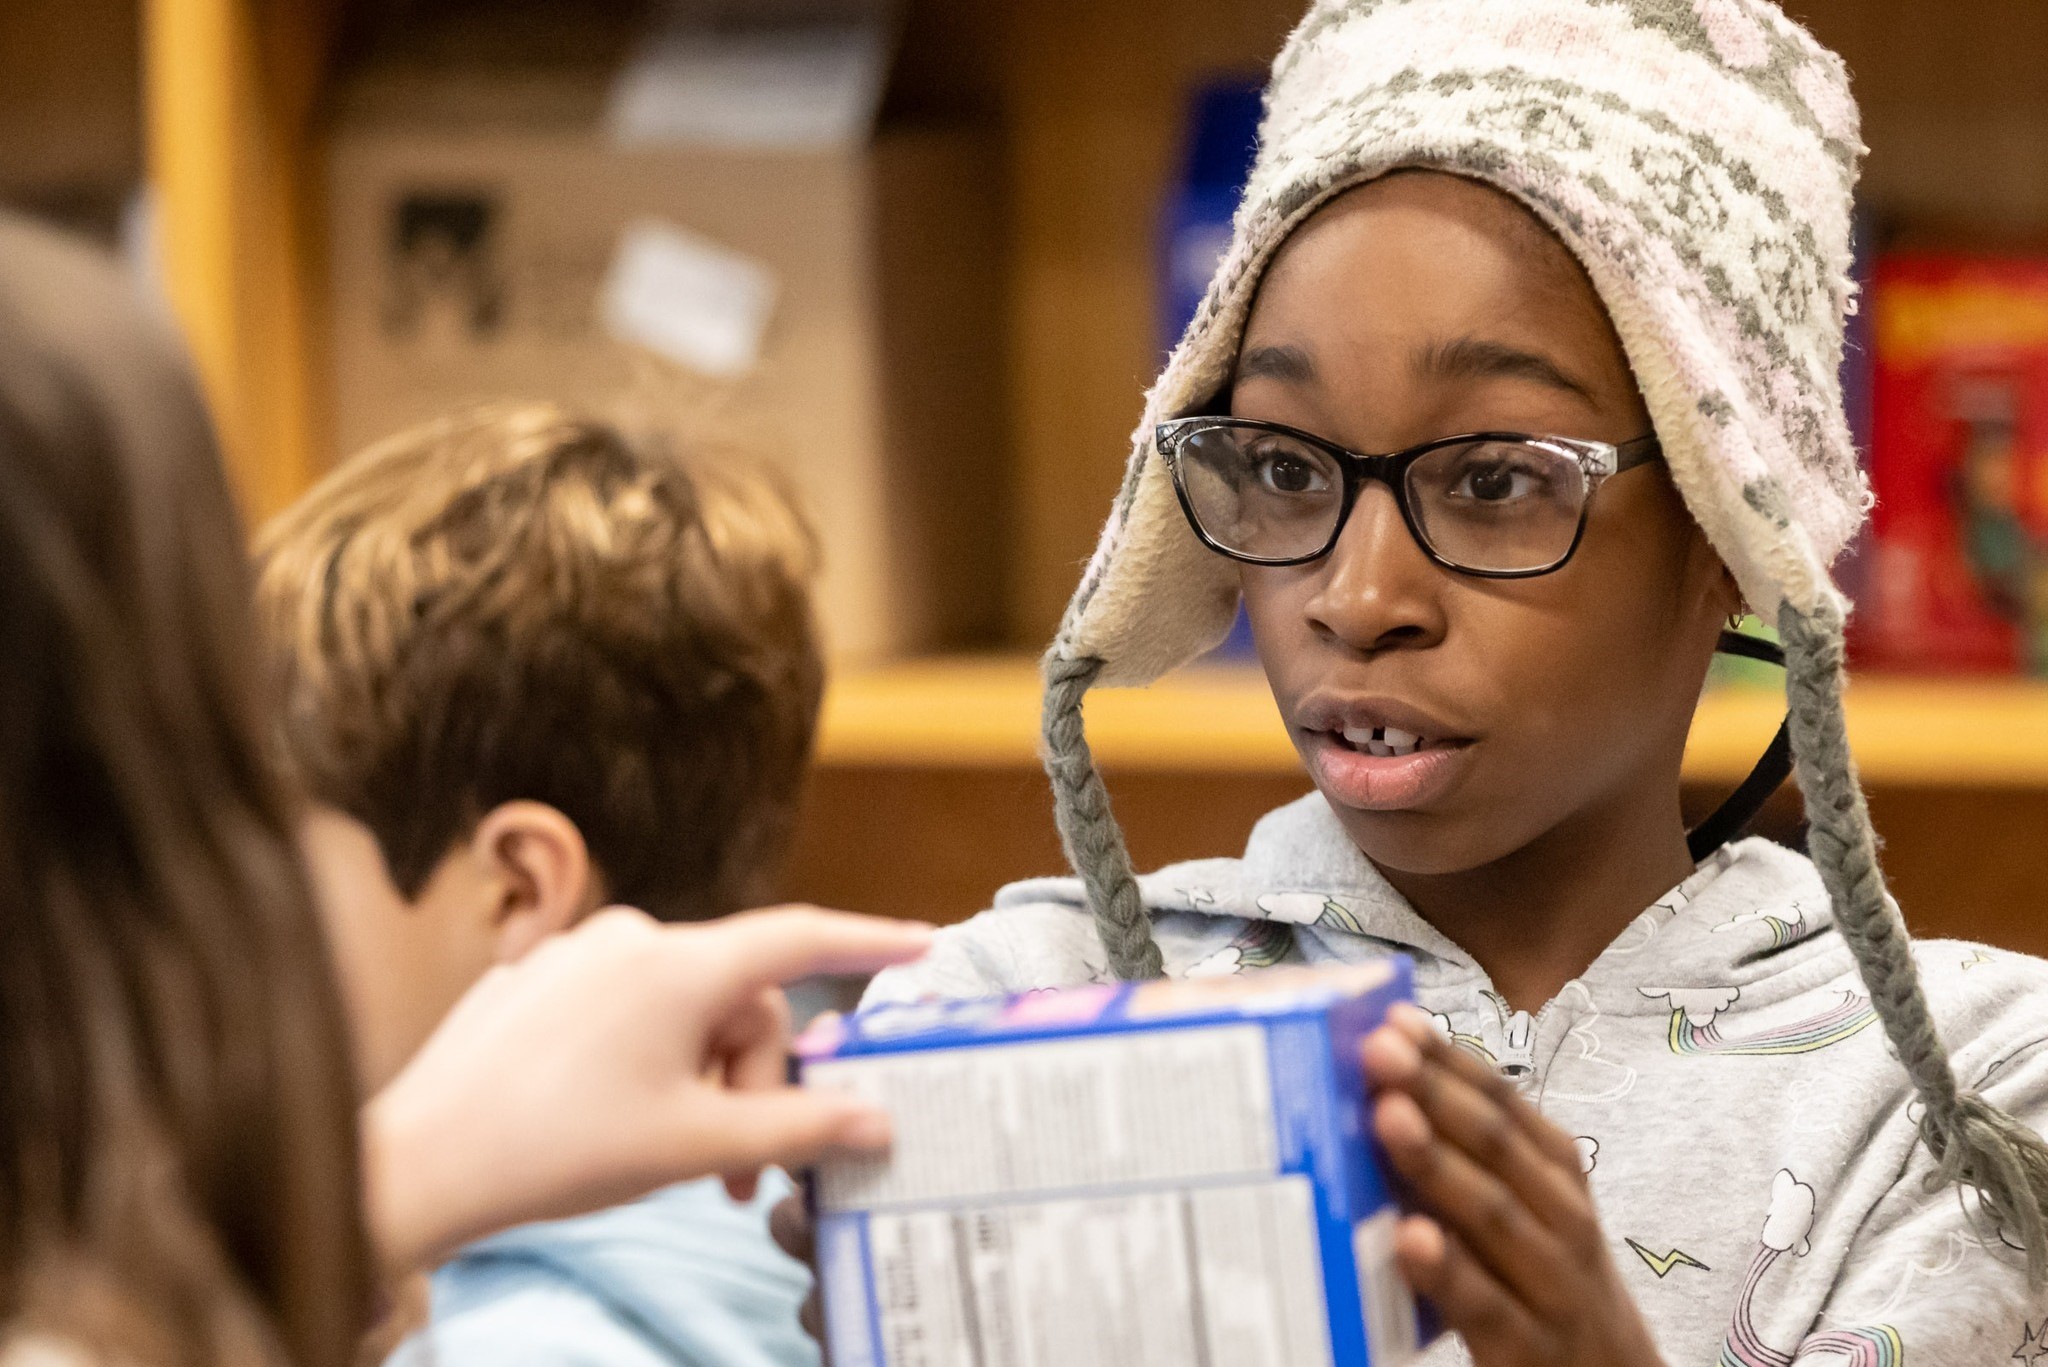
<box><xmin>258</xmin><ymin>402</ymin><xmax>827</xmax><ymax>1367</ymax></box>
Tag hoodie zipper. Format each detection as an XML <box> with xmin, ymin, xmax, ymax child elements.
<box><xmin>1497</xmin><ymin>1007</ymin><xmax>1537</xmax><ymax>1079</ymax></box>
<box><xmin>1482</xmin><ymin>991</ymin><xmax>1578</xmax><ymax>1091</ymax></box>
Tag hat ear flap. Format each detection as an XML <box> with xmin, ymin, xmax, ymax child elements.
<box><xmin>1781</xmin><ymin>601</ymin><xmax>2048</xmax><ymax>1282</ymax></box>
<box><xmin>1042</xmin><ymin>654</ymin><xmax>1165</xmax><ymax>980</ymax></box>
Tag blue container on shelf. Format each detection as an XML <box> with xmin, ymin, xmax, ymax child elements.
<box><xmin>1831</xmin><ymin>203</ymin><xmax>1877</xmax><ymax>618</ymax></box>
<box><xmin>1160</xmin><ymin>77</ymin><xmax>1264</xmax><ymax>351</ymax></box>
<box><xmin>1162</xmin><ymin>77</ymin><xmax>1265</xmax><ymax>660</ymax></box>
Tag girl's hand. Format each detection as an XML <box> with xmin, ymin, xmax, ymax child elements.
<box><xmin>1362</xmin><ymin>1003</ymin><xmax>1667</xmax><ymax>1367</ymax></box>
<box><xmin>364</xmin><ymin>904</ymin><xmax>932</xmax><ymax>1279</ymax></box>
<box><xmin>769</xmin><ymin>1193</ymin><xmax>827</xmax><ymax>1354</ymax></box>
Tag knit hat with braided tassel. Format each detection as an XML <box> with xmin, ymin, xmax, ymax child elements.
<box><xmin>1039</xmin><ymin>0</ymin><xmax>2048</xmax><ymax>1277</ymax></box>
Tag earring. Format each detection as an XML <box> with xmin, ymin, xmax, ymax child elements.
<box><xmin>1727</xmin><ymin>606</ymin><xmax>1751</xmax><ymax>631</ymax></box>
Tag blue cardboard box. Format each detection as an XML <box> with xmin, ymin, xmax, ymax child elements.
<box><xmin>797</xmin><ymin>961</ymin><xmax>1426</xmax><ymax>1367</ymax></box>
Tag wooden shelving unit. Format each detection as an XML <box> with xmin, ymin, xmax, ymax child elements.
<box><xmin>795</xmin><ymin>664</ymin><xmax>2048</xmax><ymax>957</ymax></box>
<box><xmin>112</xmin><ymin>0</ymin><xmax>2048</xmax><ymax>944</ymax></box>
<box><xmin>818</xmin><ymin>658</ymin><xmax>2048</xmax><ymax>788</ymax></box>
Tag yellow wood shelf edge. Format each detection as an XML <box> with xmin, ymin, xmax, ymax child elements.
<box><xmin>816</xmin><ymin>656</ymin><xmax>2048</xmax><ymax>786</ymax></box>
<box><xmin>146</xmin><ymin>0</ymin><xmax>330</xmax><ymax>525</ymax></box>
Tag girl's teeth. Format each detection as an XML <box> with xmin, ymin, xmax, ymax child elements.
<box><xmin>1338</xmin><ymin>724</ymin><xmax>1431</xmax><ymax>757</ymax></box>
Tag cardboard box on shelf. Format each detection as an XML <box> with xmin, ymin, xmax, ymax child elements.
<box><xmin>1855</xmin><ymin>253</ymin><xmax>2048</xmax><ymax>675</ymax></box>
<box><xmin>325</xmin><ymin>6</ymin><xmax>1005</xmax><ymax>660</ymax></box>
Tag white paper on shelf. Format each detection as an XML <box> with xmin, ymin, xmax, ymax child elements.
<box><xmin>605</xmin><ymin>20</ymin><xmax>887</xmax><ymax>149</ymax></box>
<box><xmin>600</xmin><ymin>219</ymin><xmax>778</xmax><ymax>378</ymax></box>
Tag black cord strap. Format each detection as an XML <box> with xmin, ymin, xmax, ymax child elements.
<box><xmin>1685</xmin><ymin>631</ymin><xmax>1794</xmax><ymax>862</ymax></box>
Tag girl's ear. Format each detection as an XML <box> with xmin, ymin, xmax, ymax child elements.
<box><xmin>1715</xmin><ymin>564</ymin><xmax>1745</xmax><ymax>624</ymax></box>
<box><xmin>468</xmin><ymin>802</ymin><xmax>598</xmax><ymax>964</ymax></box>
<box><xmin>1684</xmin><ymin>515</ymin><xmax>1745</xmax><ymax>629</ymax></box>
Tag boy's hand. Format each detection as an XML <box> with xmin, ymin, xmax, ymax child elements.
<box><xmin>1362</xmin><ymin>1003</ymin><xmax>1667</xmax><ymax>1367</ymax></box>
<box><xmin>364</xmin><ymin>904</ymin><xmax>931</xmax><ymax>1280</ymax></box>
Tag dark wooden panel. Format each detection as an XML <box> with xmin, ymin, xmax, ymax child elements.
<box><xmin>0</xmin><ymin>0</ymin><xmax>140</xmax><ymax>229</ymax></box>
<box><xmin>785</xmin><ymin>764</ymin><xmax>2048</xmax><ymax>958</ymax></box>
<box><xmin>1688</xmin><ymin>782</ymin><xmax>2048</xmax><ymax>956</ymax></box>
<box><xmin>1866</xmin><ymin>788</ymin><xmax>2048</xmax><ymax>957</ymax></box>
<box><xmin>781</xmin><ymin>764</ymin><xmax>1312</xmax><ymax>924</ymax></box>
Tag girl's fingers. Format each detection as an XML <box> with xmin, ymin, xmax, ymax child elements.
<box><xmin>1394</xmin><ymin>1215</ymin><xmax>1556</xmax><ymax>1362</ymax></box>
<box><xmin>1392</xmin><ymin>1044</ymin><xmax>1598</xmax><ymax>1243</ymax></box>
<box><xmin>769</xmin><ymin>1192</ymin><xmax>815</xmax><ymax>1263</ymax></box>
<box><xmin>1373</xmin><ymin>1089</ymin><xmax>1577</xmax><ymax>1319</ymax></box>
<box><xmin>768</xmin><ymin>1196</ymin><xmax>835</xmax><ymax>1359</ymax></box>
<box><xmin>1387</xmin><ymin>1005</ymin><xmax>1587</xmax><ymax>1176</ymax></box>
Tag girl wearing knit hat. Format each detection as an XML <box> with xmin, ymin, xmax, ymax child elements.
<box><xmin>865</xmin><ymin>0</ymin><xmax>2048</xmax><ymax>1361</ymax></box>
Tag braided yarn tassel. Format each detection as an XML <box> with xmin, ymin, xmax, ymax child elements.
<box><xmin>1041</xmin><ymin>654</ymin><xmax>1165</xmax><ymax>980</ymax></box>
<box><xmin>1781</xmin><ymin>602</ymin><xmax>2048</xmax><ymax>1283</ymax></box>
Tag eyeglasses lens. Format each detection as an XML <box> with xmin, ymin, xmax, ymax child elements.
<box><xmin>1404</xmin><ymin>440</ymin><xmax>1590</xmax><ymax>573</ymax></box>
<box><xmin>1176</xmin><ymin>425</ymin><xmax>1345</xmax><ymax>563</ymax></box>
<box><xmin>1172</xmin><ymin>427</ymin><xmax>1592</xmax><ymax>573</ymax></box>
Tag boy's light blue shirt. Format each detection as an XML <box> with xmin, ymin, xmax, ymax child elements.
<box><xmin>388</xmin><ymin>1174</ymin><xmax>817</xmax><ymax>1367</ymax></box>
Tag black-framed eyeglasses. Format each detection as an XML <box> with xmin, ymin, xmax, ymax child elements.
<box><xmin>1156</xmin><ymin>417</ymin><xmax>1662</xmax><ymax>577</ymax></box>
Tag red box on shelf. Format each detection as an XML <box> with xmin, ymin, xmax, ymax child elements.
<box><xmin>1857</xmin><ymin>253</ymin><xmax>2048</xmax><ymax>675</ymax></box>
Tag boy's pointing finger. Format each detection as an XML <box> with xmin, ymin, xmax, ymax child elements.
<box><xmin>689</xmin><ymin>1088</ymin><xmax>895</xmax><ymax>1177</ymax></box>
<box><xmin>686</xmin><ymin>906</ymin><xmax>937</xmax><ymax>989</ymax></box>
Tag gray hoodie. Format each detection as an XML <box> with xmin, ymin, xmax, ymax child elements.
<box><xmin>864</xmin><ymin>794</ymin><xmax>2048</xmax><ymax>1366</ymax></box>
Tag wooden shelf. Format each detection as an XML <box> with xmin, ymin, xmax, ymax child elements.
<box><xmin>135</xmin><ymin>0</ymin><xmax>2048</xmax><ymax>947</ymax></box>
<box><xmin>140</xmin><ymin>0</ymin><xmax>2048</xmax><ymax>795</ymax></box>
<box><xmin>816</xmin><ymin>656</ymin><xmax>2048</xmax><ymax>788</ymax></box>
<box><xmin>144</xmin><ymin>0</ymin><xmax>336</xmax><ymax>525</ymax></box>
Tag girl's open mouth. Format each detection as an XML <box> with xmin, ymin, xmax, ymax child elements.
<box><xmin>1306</xmin><ymin>726</ymin><xmax>1473</xmax><ymax>811</ymax></box>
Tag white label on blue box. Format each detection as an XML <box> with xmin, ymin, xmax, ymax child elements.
<box><xmin>1355</xmin><ymin>1208</ymin><xmax>1421</xmax><ymax>1365</ymax></box>
<box><xmin>802</xmin><ymin>963</ymin><xmax>1426</xmax><ymax>1366</ymax></box>
<box><xmin>810</xmin><ymin>1025</ymin><xmax>1277</xmax><ymax>1209</ymax></box>
<box><xmin>842</xmin><ymin>1179</ymin><xmax>1333</xmax><ymax>1367</ymax></box>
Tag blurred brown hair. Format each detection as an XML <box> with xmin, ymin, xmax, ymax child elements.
<box><xmin>0</xmin><ymin>218</ymin><xmax>370</xmax><ymax>1363</ymax></box>
<box><xmin>254</xmin><ymin>403</ymin><xmax>824</xmax><ymax>920</ymax></box>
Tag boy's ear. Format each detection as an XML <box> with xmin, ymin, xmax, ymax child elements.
<box><xmin>468</xmin><ymin>801</ymin><xmax>599</xmax><ymax>964</ymax></box>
